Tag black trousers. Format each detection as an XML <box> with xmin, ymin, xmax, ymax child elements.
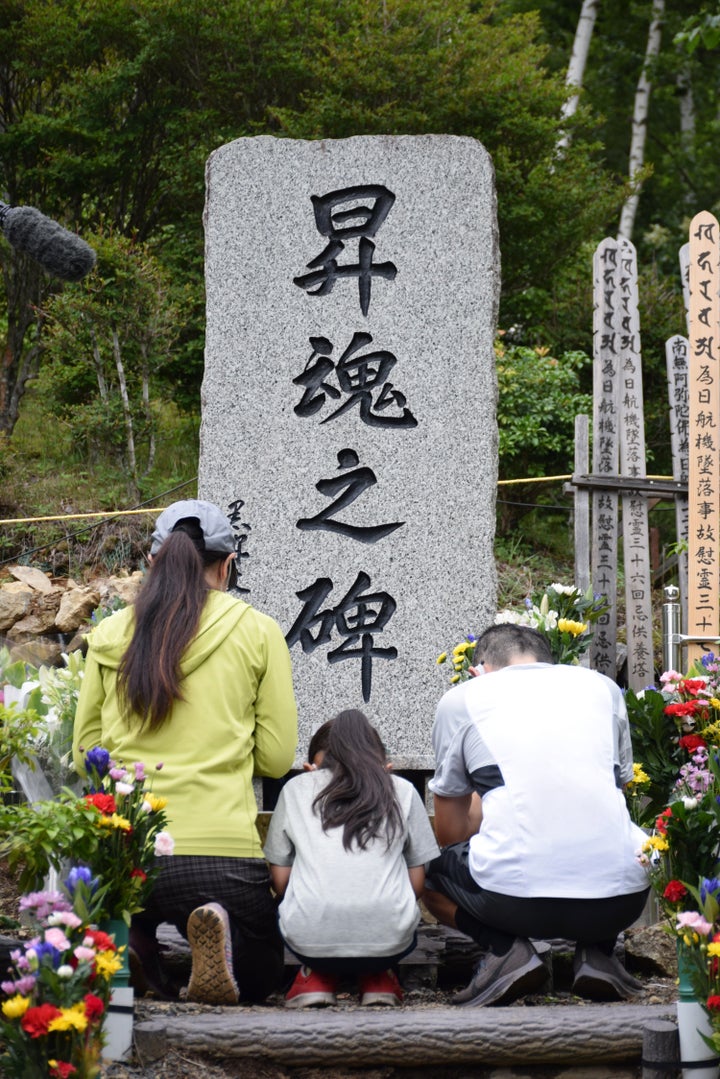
<box><xmin>426</xmin><ymin>841</ymin><xmax>650</xmax><ymax>955</ymax></box>
<box><xmin>133</xmin><ymin>854</ymin><xmax>284</xmax><ymax>1002</ymax></box>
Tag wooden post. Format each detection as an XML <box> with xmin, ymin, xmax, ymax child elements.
<box><xmin>687</xmin><ymin>212</ymin><xmax>720</xmax><ymax>666</ymax></box>
<box><xmin>665</xmin><ymin>334</ymin><xmax>690</xmax><ymax>620</ymax></box>
<box><xmin>617</xmin><ymin>238</ymin><xmax>654</xmax><ymax>688</ymax></box>
<box><xmin>679</xmin><ymin>242</ymin><xmax>690</xmax><ymax>333</ymax></box>
<box><xmin>641</xmin><ymin>1018</ymin><xmax>680</xmax><ymax>1079</ymax></box>
<box><xmin>590</xmin><ymin>238</ymin><xmax>620</xmax><ymax>679</ymax></box>
<box><xmin>574</xmin><ymin>413</ymin><xmax>590</xmax><ymax>594</ymax></box>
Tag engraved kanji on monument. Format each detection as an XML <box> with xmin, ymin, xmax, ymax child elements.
<box><xmin>666</xmin><ymin>334</ymin><xmax>690</xmax><ymax>618</ymax></box>
<box><xmin>590</xmin><ymin>238</ymin><xmax>621</xmax><ymax>679</ymax></box>
<box><xmin>687</xmin><ymin>212</ymin><xmax>720</xmax><ymax>664</ymax></box>
<box><xmin>617</xmin><ymin>239</ymin><xmax>654</xmax><ymax>688</ymax></box>
<box><xmin>199</xmin><ymin>135</ymin><xmax>499</xmax><ymax>767</ymax></box>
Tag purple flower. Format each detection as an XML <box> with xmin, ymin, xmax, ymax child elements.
<box><xmin>64</xmin><ymin>865</ymin><xmax>99</xmax><ymax>895</ymax></box>
<box><xmin>85</xmin><ymin>746</ymin><xmax>110</xmax><ymax>776</ymax></box>
<box><xmin>32</xmin><ymin>940</ymin><xmax>61</xmax><ymax>968</ymax></box>
<box><xmin>19</xmin><ymin>891</ymin><xmax>71</xmax><ymax>920</ymax></box>
<box><xmin>701</xmin><ymin>877</ymin><xmax>720</xmax><ymax>904</ymax></box>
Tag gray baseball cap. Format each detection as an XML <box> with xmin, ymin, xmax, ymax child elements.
<box><xmin>150</xmin><ymin>499</ymin><xmax>236</xmax><ymax>556</ymax></box>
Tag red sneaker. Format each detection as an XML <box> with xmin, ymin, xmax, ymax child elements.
<box><xmin>285</xmin><ymin>966</ymin><xmax>338</xmax><ymax>1008</ymax></box>
<box><xmin>359</xmin><ymin>968</ymin><xmax>403</xmax><ymax>1007</ymax></box>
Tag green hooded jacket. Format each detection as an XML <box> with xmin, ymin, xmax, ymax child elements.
<box><xmin>73</xmin><ymin>589</ymin><xmax>298</xmax><ymax>858</ymax></box>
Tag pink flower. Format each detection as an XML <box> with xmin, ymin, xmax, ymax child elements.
<box><xmin>47</xmin><ymin>911</ymin><xmax>82</xmax><ymax>930</ymax></box>
<box><xmin>44</xmin><ymin>928</ymin><xmax>71</xmax><ymax>951</ymax></box>
<box><xmin>154</xmin><ymin>830</ymin><xmax>175</xmax><ymax>856</ymax></box>
<box><xmin>133</xmin><ymin>761</ymin><xmax>147</xmax><ymax>781</ymax></box>
<box><xmin>676</xmin><ymin>911</ymin><xmax>713</xmax><ymax>935</ymax></box>
<box><xmin>74</xmin><ymin>946</ymin><xmax>96</xmax><ymax>963</ymax></box>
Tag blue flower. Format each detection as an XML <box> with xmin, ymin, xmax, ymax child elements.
<box><xmin>64</xmin><ymin>865</ymin><xmax>99</xmax><ymax>895</ymax></box>
<box><xmin>84</xmin><ymin>747</ymin><xmax>110</xmax><ymax>776</ymax></box>
<box><xmin>701</xmin><ymin>652</ymin><xmax>718</xmax><ymax>669</ymax></box>
<box><xmin>32</xmin><ymin>941</ymin><xmax>61</xmax><ymax>968</ymax></box>
<box><xmin>701</xmin><ymin>877</ymin><xmax>720</xmax><ymax>903</ymax></box>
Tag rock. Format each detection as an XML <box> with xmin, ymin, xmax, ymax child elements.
<box><xmin>7</xmin><ymin>565</ymin><xmax>59</xmax><ymax>594</ymax></box>
<box><xmin>7</xmin><ymin>593</ymin><xmax>62</xmax><ymax>636</ymax></box>
<box><xmin>92</xmin><ymin>571</ymin><xmax>144</xmax><ymax>606</ymax></box>
<box><xmin>0</xmin><ymin>587</ymin><xmax>32</xmax><ymax>631</ymax></box>
<box><xmin>6</xmin><ymin>638</ymin><xmax>65</xmax><ymax>667</ymax></box>
<box><xmin>55</xmin><ymin>585</ymin><xmax>101</xmax><ymax>632</ymax></box>
<box><xmin>624</xmin><ymin>923</ymin><xmax>677</xmax><ymax>978</ymax></box>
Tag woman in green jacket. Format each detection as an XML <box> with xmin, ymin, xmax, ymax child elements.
<box><xmin>73</xmin><ymin>500</ymin><xmax>298</xmax><ymax>1004</ymax></box>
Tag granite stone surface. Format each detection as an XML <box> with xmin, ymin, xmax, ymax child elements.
<box><xmin>200</xmin><ymin>134</ymin><xmax>499</xmax><ymax>768</ymax></box>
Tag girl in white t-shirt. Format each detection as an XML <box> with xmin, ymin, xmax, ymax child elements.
<box><xmin>264</xmin><ymin>708</ymin><xmax>439</xmax><ymax>1008</ymax></box>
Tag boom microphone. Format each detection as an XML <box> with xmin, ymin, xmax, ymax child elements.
<box><xmin>0</xmin><ymin>202</ymin><xmax>96</xmax><ymax>281</ymax></box>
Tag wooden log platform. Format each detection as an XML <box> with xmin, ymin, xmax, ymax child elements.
<box><xmin>133</xmin><ymin>1002</ymin><xmax>677</xmax><ymax>1068</ymax></box>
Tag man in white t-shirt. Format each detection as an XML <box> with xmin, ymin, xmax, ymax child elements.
<box><xmin>425</xmin><ymin>623</ymin><xmax>650</xmax><ymax>1007</ymax></box>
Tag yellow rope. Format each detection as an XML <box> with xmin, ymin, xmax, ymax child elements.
<box><xmin>0</xmin><ymin>475</ymin><xmax>681</xmax><ymax>525</ymax></box>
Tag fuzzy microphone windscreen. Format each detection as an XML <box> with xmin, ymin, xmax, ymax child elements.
<box><xmin>1</xmin><ymin>205</ymin><xmax>96</xmax><ymax>281</ymax></box>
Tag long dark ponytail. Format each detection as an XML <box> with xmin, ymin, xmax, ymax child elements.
<box><xmin>117</xmin><ymin>518</ymin><xmax>226</xmax><ymax>731</ymax></box>
<box><xmin>312</xmin><ymin>709</ymin><xmax>403</xmax><ymax>851</ymax></box>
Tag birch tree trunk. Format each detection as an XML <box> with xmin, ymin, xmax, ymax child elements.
<box><xmin>111</xmin><ymin>328</ymin><xmax>138</xmax><ymax>496</ymax></box>
<box><xmin>617</xmin><ymin>0</ymin><xmax>665</xmax><ymax>240</ymax></box>
<box><xmin>557</xmin><ymin>0</ymin><xmax>601</xmax><ymax>153</ymax></box>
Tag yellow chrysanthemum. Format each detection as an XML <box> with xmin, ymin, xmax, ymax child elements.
<box><xmin>1</xmin><ymin>994</ymin><xmax>30</xmax><ymax>1019</ymax></box>
<box><xmin>436</xmin><ymin>653</ymin><xmax>447</xmax><ymax>665</ymax></box>
<box><xmin>144</xmin><ymin>793</ymin><xmax>167</xmax><ymax>812</ymax></box>
<box><xmin>709</xmin><ymin>698</ymin><xmax>720</xmax><ymax>710</ymax></box>
<box><xmin>95</xmin><ymin>949</ymin><xmax>123</xmax><ymax>980</ymax></box>
<box><xmin>450</xmin><ymin>674</ymin><xmax>461</xmax><ymax>684</ymax></box>
<box><xmin>642</xmin><ymin>835</ymin><xmax>669</xmax><ymax>852</ymax></box>
<box><xmin>628</xmin><ymin>763</ymin><xmax>650</xmax><ymax>787</ymax></box>
<box><xmin>557</xmin><ymin>618</ymin><xmax>588</xmax><ymax>637</ymax></box>
<box><xmin>48</xmin><ymin>1003</ymin><xmax>88</xmax><ymax>1033</ymax></box>
<box><xmin>98</xmin><ymin>813</ymin><xmax>132</xmax><ymax>831</ymax></box>
<box><xmin>707</xmin><ymin>942</ymin><xmax>720</xmax><ymax>958</ymax></box>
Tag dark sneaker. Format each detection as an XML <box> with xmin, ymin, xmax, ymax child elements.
<box><xmin>572</xmin><ymin>945</ymin><xmax>643</xmax><ymax>1001</ymax></box>
<box><xmin>359</xmin><ymin>968</ymin><xmax>403</xmax><ymax>1006</ymax></box>
<box><xmin>186</xmin><ymin>903</ymin><xmax>239</xmax><ymax>1005</ymax></box>
<box><xmin>285</xmin><ymin>965</ymin><xmax>338</xmax><ymax>1008</ymax></box>
<box><xmin>452</xmin><ymin>938</ymin><xmax>546</xmax><ymax>1007</ymax></box>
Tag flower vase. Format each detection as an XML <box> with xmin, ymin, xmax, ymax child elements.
<box><xmin>100</xmin><ymin>918</ymin><xmax>134</xmax><ymax>1062</ymax></box>
<box><xmin>677</xmin><ymin>941</ymin><xmax>719</xmax><ymax>1079</ymax></box>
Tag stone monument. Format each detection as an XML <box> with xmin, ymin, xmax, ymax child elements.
<box><xmin>199</xmin><ymin>134</ymin><xmax>499</xmax><ymax>769</ymax></box>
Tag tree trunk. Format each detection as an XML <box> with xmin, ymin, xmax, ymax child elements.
<box><xmin>617</xmin><ymin>0</ymin><xmax>665</xmax><ymax>241</ymax></box>
<box><xmin>558</xmin><ymin>0</ymin><xmax>601</xmax><ymax>153</ymax></box>
<box><xmin>111</xmin><ymin>328</ymin><xmax>139</xmax><ymax>498</ymax></box>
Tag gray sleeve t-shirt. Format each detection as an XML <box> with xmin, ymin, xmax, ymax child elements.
<box><xmin>264</xmin><ymin>770</ymin><xmax>439</xmax><ymax>958</ymax></box>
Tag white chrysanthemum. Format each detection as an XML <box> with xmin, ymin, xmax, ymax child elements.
<box><xmin>549</xmin><ymin>583</ymin><xmax>577</xmax><ymax>595</ymax></box>
<box><xmin>494</xmin><ymin>610</ymin><xmax>523</xmax><ymax>625</ymax></box>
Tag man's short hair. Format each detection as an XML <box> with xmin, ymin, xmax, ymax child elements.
<box><xmin>474</xmin><ymin>623</ymin><xmax>554</xmax><ymax>669</ymax></box>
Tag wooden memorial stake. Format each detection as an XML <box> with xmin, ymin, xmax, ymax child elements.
<box><xmin>687</xmin><ymin>212</ymin><xmax>720</xmax><ymax>668</ymax></box>
<box><xmin>617</xmin><ymin>239</ymin><xmax>654</xmax><ymax>689</ymax></box>
<box><xmin>679</xmin><ymin>242</ymin><xmax>690</xmax><ymax>331</ymax></box>
<box><xmin>590</xmin><ymin>238</ymin><xmax>621</xmax><ymax>679</ymax></box>
<box><xmin>665</xmin><ymin>334</ymin><xmax>690</xmax><ymax>619</ymax></box>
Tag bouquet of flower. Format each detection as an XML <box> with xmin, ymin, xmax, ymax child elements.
<box><xmin>628</xmin><ymin>656</ymin><xmax>720</xmax><ymax>920</ymax></box>
<box><xmin>0</xmin><ymin>748</ymin><xmax>174</xmax><ymax>925</ymax></box>
<box><xmin>495</xmin><ymin>582</ymin><xmax>610</xmax><ymax>665</ymax></box>
<box><xmin>0</xmin><ymin>873</ymin><xmax>121</xmax><ymax>1079</ymax></box>
<box><xmin>436</xmin><ymin>634</ymin><xmax>478</xmax><ymax>684</ymax></box>
<box><xmin>663</xmin><ymin>878</ymin><xmax>720</xmax><ymax>1053</ymax></box>
<box><xmin>79</xmin><ymin>747</ymin><xmax>174</xmax><ymax>924</ymax></box>
<box><xmin>436</xmin><ymin>583</ymin><xmax>610</xmax><ymax>684</ymax></box>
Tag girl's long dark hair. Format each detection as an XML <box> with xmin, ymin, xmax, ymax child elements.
<box><xmin>117</xmin><ymin>519</ymin><xmax>226</xmax><ymax>731</ymax></box>
<box><xmin>312</xmin><ymin>709</ymin><xmax>403</xmax><ymax>851</ymax></box>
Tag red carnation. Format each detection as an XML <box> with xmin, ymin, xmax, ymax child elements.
<box><xmin>655</xmin><ymin>807</ymin><xmax>672</xmax><ymax>835</ymax></box>
<box><xmin>20</xmin><ymin>1003</ymin><xmax>62</xmax><ymax>1038</ymax></box>
<box><xmin>665</xmin><ymin>701</ymin><xmax>701</xmax><ymax>717</ymax></box>
<box><xmin>83</xmin><ymin>928</ymin><xmax>116</xmax><ymax>952</ymax></box>
<box><xmin>707</xmin><ymin>995</ymin><xmax>720</xmax><ymax>1013</ymax></box>
<box><xmin>84</xmin><ymin>792</ymin><xmax>117</xmax><ymax>815</ymax></box>
<box><xmin>130</xmin><ymin>867</ymin><xmax>147</xmax><ymax>882</ymax></box>
<box><xmin>679</xmin><ymin>734</ymin><xmax>707</xmax><ymax>753</ymax></box>
<box><xmin>49</xmin><ymin>1063</ymin><xmax>78</xmax><ymax>1079</ymax></box>
<box><xmin>680</xmin><ymin>679</ymin><xmax>707</xmax><ymax>695</ymax></box>
<box><xmin>663</xmin><ymin>880</ymin><xmax>688</xmax><ymax>902</ymax></box>
<box><xmin>83</xmin><ymin>993</ymin><xmax>105</xmax><ymax>1022</ymax></box>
